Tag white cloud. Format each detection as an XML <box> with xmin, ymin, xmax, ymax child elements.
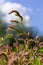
<box><xmin>24</xmin><ymin>15</ymin><xmax>31</xmax><ymax>26</ymax></box>
<box><xmin>24</xmin><ymin>15</ymin><xmax>30</xmax><ymax>21</ymax></box>
<box><xmin>0</xmin><ymin>0</ymin><xmax>5</xmax><ymax>11</ymax></box>
<box><xmin>1</xmin><ymin>2</ymin><xmax>31</xmax><ymax>26</ymax></box>
<box><xmin>2</xmin><ymin>2</ymin><xmax>27</xmax><ymax>15</ymax></box>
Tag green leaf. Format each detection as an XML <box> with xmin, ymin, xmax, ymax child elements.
<box><xmin>35</xmin><ymin>56</ymin><xmax>41</xmax><ymax>65</ymax></box>
<box><xmin>12</xmin><ymin>47</ymin><xmax>18</xmax><ymax>52</ymax></box>
<box><xmin>0</xmin><ymin>37</ymin><xmax>3</xmax><ymax>42</ymax></box>
<box><xmin>6</xmin><ymin>35</ymin><xmax>12</xmax><ymax>39</ymax></box>
<box><xmin>32</xmin><ymin>62</ymin><xmax>35</xmax><ymax>65</ymax></box>
<box><xmin>0</xmin><ymin>60</ymin><xmax>6</xmax><ymax>65</ymax></box>
<box><xmin>38</xmin><ymin>48</ymin><xmax>43</xmax><ymax>53</ymax></box>
<box><xmin>0</xmin><ymin>43</ymin><xmax>3</xmax><ymax>47</ymax></box>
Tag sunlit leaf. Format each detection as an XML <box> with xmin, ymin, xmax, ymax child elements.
<box><xmin>6</xmin><ymin>34</ymin><xmax>13</xmax><ymax>39</ymax></box>
<box><xmin>35</xmin><ymin>56</ymin><xmax>41</xmax><ymax>65</ymax></box>
<box><xmin>38</xmin><ymin>48</ymin><xmax>43</xmax><ymax>53</ymax></box>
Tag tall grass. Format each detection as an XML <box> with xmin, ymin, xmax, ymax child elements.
<box><xmin>0</xmin><ymin>10</ymin><xmax>43</xmax><ymax>65</ymax></box>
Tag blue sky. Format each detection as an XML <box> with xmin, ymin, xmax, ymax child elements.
<box><xmin>0</xmin><ymin>0</ymin><xmax>43</xmax><ymax>33</ymax></box>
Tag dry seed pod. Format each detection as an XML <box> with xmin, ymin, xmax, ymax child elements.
<box><xmin>38</xmin><ymin>53</ymin><xmax>43</xmax><ymax>56</ymax></box>
<box><xmin>8</xmin><ymin>10</ymin><xmax>20</xmax><ymax>15</ymax></box>
<box><xmin>10</xmin><ymin>20</ymin><xmax>19</xmax><ymax>23</ymax></box>
<box><xmin>15</xmin><ymin>13</ymin><xmax>23</xmax><ymax>21</ymax></box>
<box><xmin>19</xmin><ymin>15</ymin><xmax>23</xmax><ymax>21</ymax></box>
<box><xmin>33</xmin><ymin>46</ymin><xmax>38</xmax><ymax>51</ymax></box>
<box><xmin>35</xmin><ymin>36</ymin><xmax>40</xmax><ymax>41</ymax></box>
<box><xmin>39</xmin><ymin>42</ymin><xmax>43</xmax><ymax>48</ymax></box>
<box><xmin>8</xmin><ymin>25</ymin><xmax>14</xmax><ymax>29</ymax></box>
<box><xmin>26</xmin><ymin>32</ymin><xmax>30</xmax><ymax>37</ymax></box>
<box><xmin>7</xmin><ymin>28</ymin><xmax>12</xmax><ymax>31</ymax></box>
<box><xmin>29</xmin><ymin>39</ymin><xmax>34</xmax><ymax>42</ymax></box>
<box><xmin>8</xmin><ymin>10</ymin><xmax>23</xmax><ymax>22</ymax></box>
<box><xmin>7</xmin><ymin>24</ymin><xmax>14</xmax><ymax>31</ymax></box>
<box><xmin>35</xmin><ymin>36</ymin><xmax>40</xmax><ymax>43</ymax></box>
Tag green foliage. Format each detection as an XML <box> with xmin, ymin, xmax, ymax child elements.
<box><xmin>38</xmin><ymin>48</ymin><xmax>43</xmax><ymax>53</ymax></box>
<box><xmin>35</xmin><ymin>57</ymin><xmax>41</xmax><ymax>65</ymax></box>
<box><xmin>12</xmin><ymin>47</ymin><xmax>18</xmax><ymax>52</ymax></box>
<box><xmin>0</xmin><ymin>60</ymin><xmax>6</xmax><ymax>65</ymax></box>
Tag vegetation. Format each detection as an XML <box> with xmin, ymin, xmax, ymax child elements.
<box><xmin>0</xmin><ymin>10</ymin><xmax>43</xmax><ymax>65</ymax></box>
<box><xmin>0</xmin><ymin>12</ymin><xmax>7</xmax><ymax>37</ymax></box>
